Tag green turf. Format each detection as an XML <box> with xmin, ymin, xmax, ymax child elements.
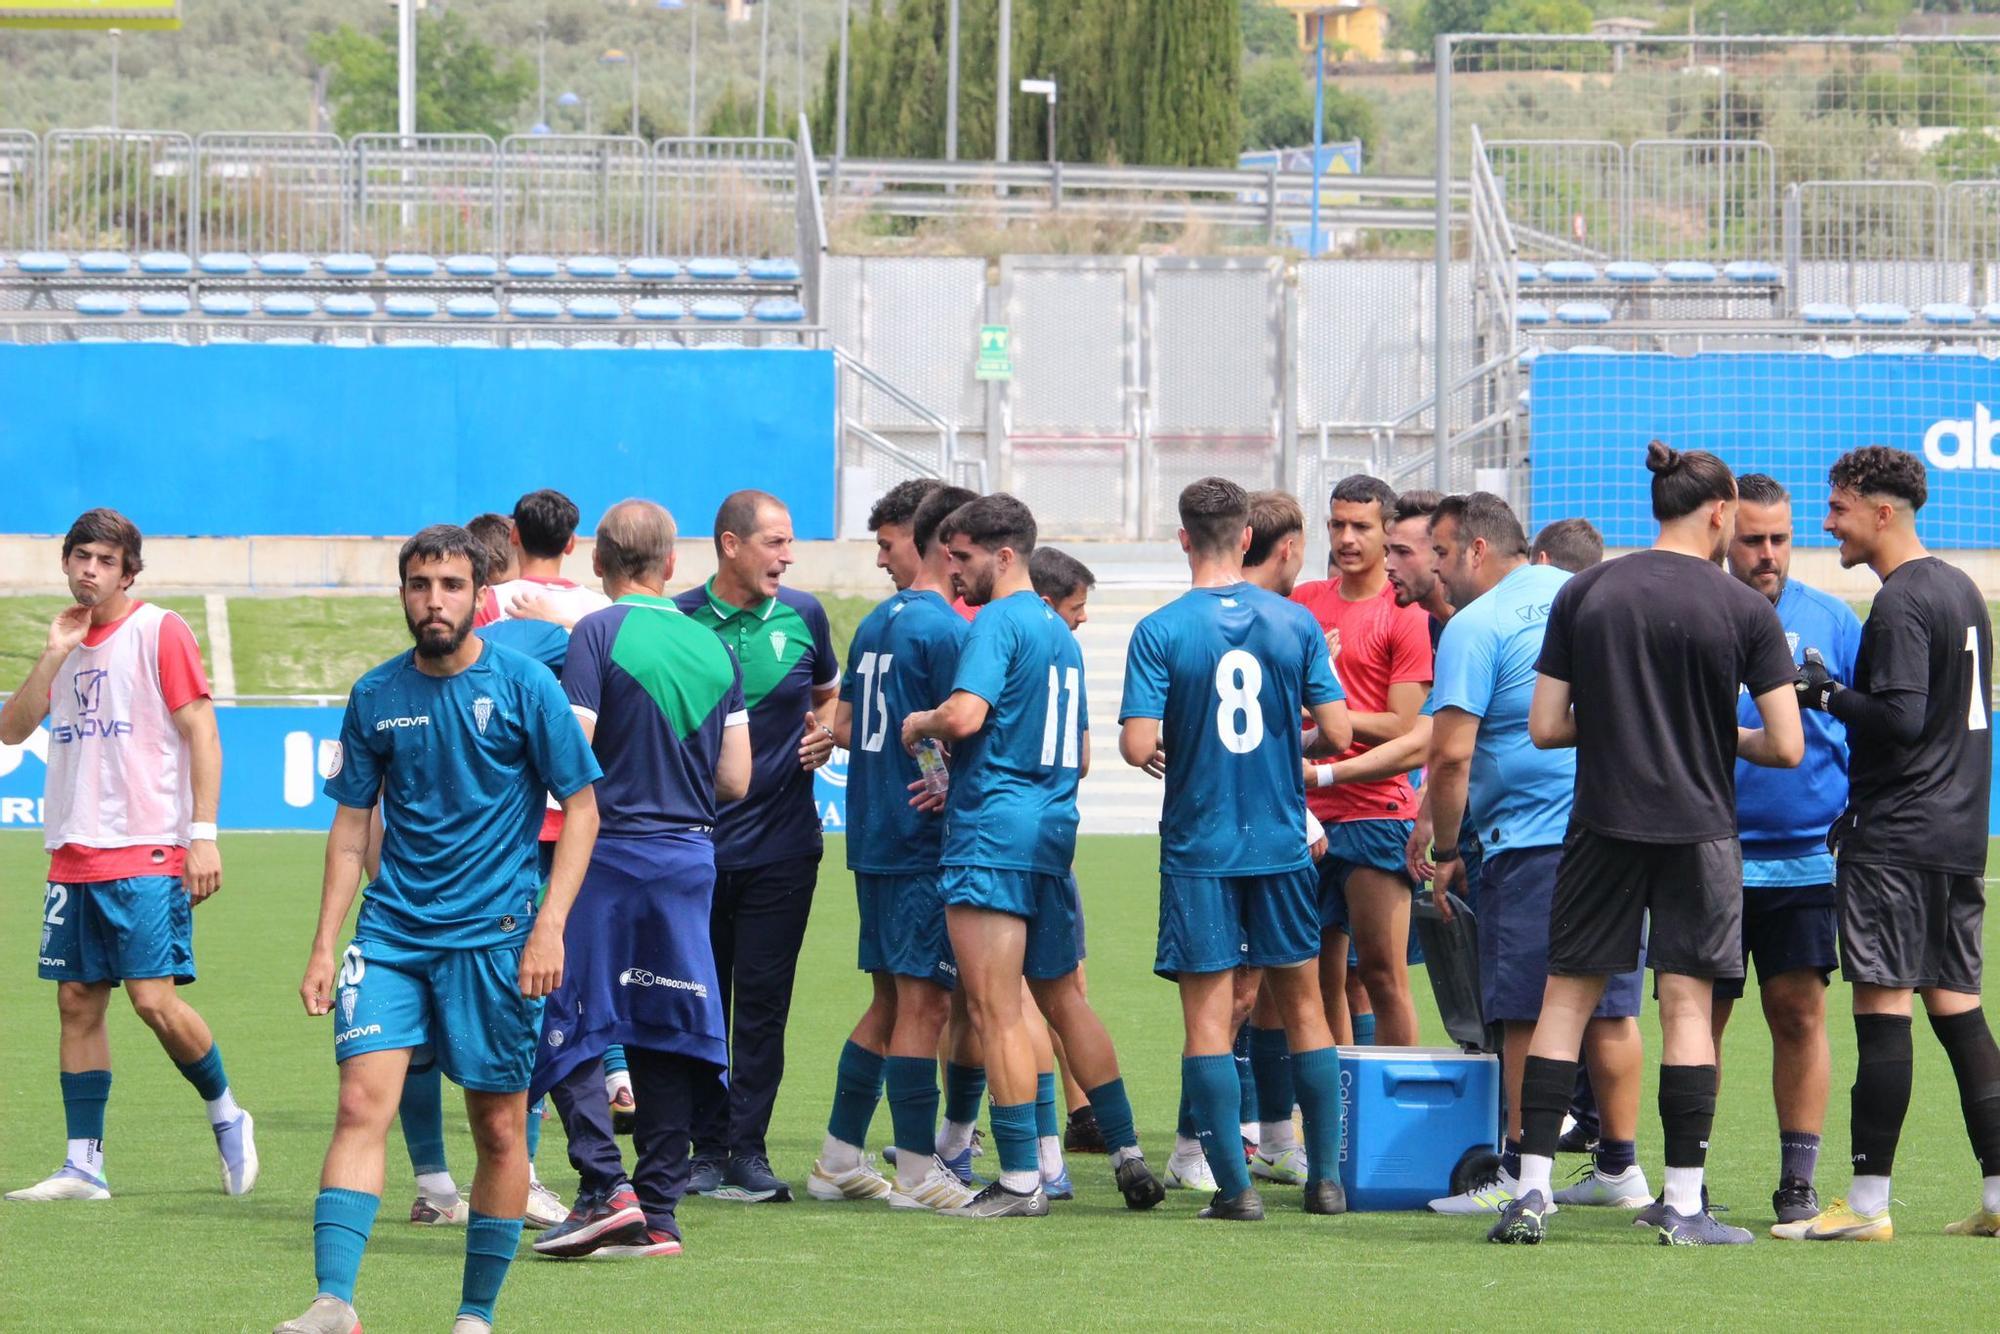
<box><xmin>0</xmin><ymin>596</ymin><xmax>213</xmax><ymax>689</ymax></box>
<box><xmin>2</xmin><ymin>834</ymin><xmax>1997</xmax><ymax>1329</ymax></box>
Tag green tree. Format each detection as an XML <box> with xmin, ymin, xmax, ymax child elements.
<box><xmin>1241</xmin><ymin>0</ymin><xmax>1300</xmax><ymax>59</ymax></box>
<box><xmin>306</xmin><ymin>9</ymin><xmax>533</xmax><ymax>139</ymax></box>
<box><xmin>1482</xmin><ymin>0</ymin><xmax>1591</xmax><ymax>35</ymax></box>
<box><xmin>1240</xmin><ymin>55</ymin><xmax>1376</xmax><ymax>157</ymax></box>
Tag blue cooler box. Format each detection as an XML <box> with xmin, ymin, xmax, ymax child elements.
<box><xmin>1336</xmin><ymin>1046</ymin><xmax>1499</xmax><ymax>1210</ymax></box>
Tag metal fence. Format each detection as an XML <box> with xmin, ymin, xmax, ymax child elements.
<box><xmin>193</xmin><ymin>133</ymin><xmax>348</xmax><ymax>256</ymax></box>
<box><xmin>499</xmin><ymin>135</ymin><xmax>649</xmax><ymax>257</ymax></box>
<box><xmin>0</xmin><ymin>131</ymin><xmax>37</xmax><ymax>253</ymax></box>
<box><xmin>43</xmin><ymin>129</ymin><xmax>194</xmax><ymax>253</ymax></box>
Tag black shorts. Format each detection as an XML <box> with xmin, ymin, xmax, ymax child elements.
<box><xmin>1548</xmin><ymin>826</ymin><xmax>1743</xmax><ymax>980</ymax></box>
<box><xmin>1837</xmin><ymin>861</ymin><xmax>1984</xmax><ymax>994</ymax></box>
<box><xmin>1713</xmin><ymin>881</ymin><xmax>1839</xmax><ymax>1002</ymax></box>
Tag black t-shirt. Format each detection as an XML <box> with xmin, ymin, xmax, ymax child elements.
<box><xmin>1537</xmin><ymin>549</ymin><xmax>1795</xmax><ymax>844</ymax></box>
<box><xmin>1840</xmin><ymin>557</ymin><xmax>1994</xmax><ymax>874</ymax></box>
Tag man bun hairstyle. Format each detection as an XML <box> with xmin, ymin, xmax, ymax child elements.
<box><xmin>1245</xmin><ymin>489</ymin><xmax>1305</xmax><ymax>568</ymax></box>
<box><xmin>868</xmin><ymin>479</ymin><xmax>942</xmax><ymax>533</ymax></box>
<box><xmin>1646</xmin><ymin>440</ymin><xmax>1737</xmax><ymax>522</ymax></box>
<box><xmin>398</xmin><ymin>523</ymin><xmax>489</xmax><ymax>588</ymax></box>
<box><xmin>910</xmin><ymin>484</ymin><xmax>980</xmax><ymax>555</ymax></box>
<box><xmin>1829</xmin><ymin>445</ymin><xmax>1927</xmax><ymax>511</ymax></box>
<box><xmin>1178</xmin><ymin>476</ymin><xmax>1252</xmax><ymax>557</ymax></box>
<box><xmin>62</xmin><ymin>507</ymin><xmax>144</xmax><ymax>578</ymax></box>
<box><xmin>511</xmin><ymin>488</ymin><xmax>583</xmax><ymax>560</ymax></box>
<box><xmin>937</xmin><ymin>493</ymin><xmax>1037</xmax><ymax>558</ymax></box>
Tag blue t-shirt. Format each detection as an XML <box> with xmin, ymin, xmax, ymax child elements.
<box><xmin>1736</xmin><ymin>578</ymin><xmax>1861</xmax><ymax>885</ymax></box>
<box><xmin>1429</xmin><ymin>562</ymin><xmax>1576</xmax><ymax>854</ymax></box>
<box><xmin>324</xmin><ymin>641</ymin><xmax>602</xmax><ymax>950</ymax></box>
<box><xmin>564</xmin><ymin>595</ymin><xmax>748</xmax><ymax>839</ymax></box>
<box><xmin>476</xmin><ymin>618</ymin><xmax>571</xmax><ymax>676</ymax></box>
<box><xmin>1120</xmin><ymin>583</ymin><xmax>1345</xmax><ymax>876</ymax></box>
<box><xmin>941</xmin><ymin>589</ymin><xmax>1088</xmax><ymax>875</ymax></box>
<box><xmin>841</xmin><ymin>588</ymin><xmax>967</xmax><ymax>874</ymax></box>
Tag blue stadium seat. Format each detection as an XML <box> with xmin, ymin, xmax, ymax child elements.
<box><xmin>198</xmin><ymin>252</ymin><xmax>254</xmax><ymax>275</ymax></box>
<box><xmin>1724</xmin><ymin>260</ymin><xmax>1782</xmax><ymax>283</ymax></box>
<box><xmin>138</xmin><ymin>336</ymin><xmax>186</xmax><ymax>345</ymax></box>
<box><xmin>1561</xmin><ymin>344</ymin><xmax>1619</xmax><ymax>355</ymax></box>
<box><xmin>450</xmin><ymin>339</ymin><xmax>499</xmax><ymax>349</ymax></box>
<box><xmin>139</xmin><ymin>251</ymin><xmax>192</xmax><ymax>275</ymax></box>
<box><xmin>1605</xmin><ymin>261</ymin><xmax>1659</xmax><ymax>283</ymax></box>
<box><xmin>257</xmin><ymin>252</ymin><xmax>312</xmax><ymax>276</ymax></box>
<box><xmin>1515</xmin><ymin>302</ymin><xmax>1551</xmax><ymax>326</ymax></box>
<box><xmin>385</xmin><ymin>253</ymin><xmax>439</xmax><ymax>277</ymax></box>
<box><xmin>385</xmin><ymin>294</ymin><xmax>439</xmax><ymax>319</ymax></box>
<box><xmin>198</xmin><ymin>293</ymin><xmax>254</xmax><ymax>316</ymax></box>
<box><xmin>688</xmin><ymin>257</ymin><xmax>744</xmax><ymax>281</ymax></box>
<box><xmin>566</xmin><ymin>256</ymin><xmax>620</xmax><ymax>279</ymax></box>
<box><xmin>445</xmin><ymin>254</ymin><xmax>500</xmax><ymax>277</ymax></box>
<box><xmin>1922</xmin><ymin>302</ymin><xmax>1977</xmax><ymax>326</ymax></box>
<box><xmin>507</xmin><ymin>295</ymin><xmax>561</xmax><ymax>319</ymax></box>
<box><xmin>385</xmin><ymin>337</ymin><xmax>437</xmax><ymax>347</ymax></box>
<box><xmin>629</xmin><ymin>257</ymin><xmax>681</xmax><ymax>281</ymax></box>
<box><xmin>1555</xmin><ymin>301</ymin><xmax>1613</xmax><ymax>325</ymax></box>
<box><xmin>1857</xmin><ymin>302</ymin><xmax>1912</xmax><ymax>326</ymax></box>
<box><xmin>1515</xmin><ymin>262</ymin><xmax>1540</xmax><ymax>284</ymax></box>
<box><xmin>1935</xmin><ymin>343</ymin><xmax>1981</xmax><ymax>357</ymax></box>
<box><xmin>332</xmin><ymin>337</ymin><xmax>373</xmax><ymax>348</ymax></box>
<box><xmin>261</xmin><ymin>294</ymin><xmax>317</xmax><ymax>318</ymax></box>
<box><xmin>1517</xmin><ymin>345</ymin><xmax>1544</xmax><ymax>365</ymax></box>
<box><xmin>571</xmin><ymin>339</ymin><xmax>623</xmax><ymax>349</ymax></box>
<box><xmin>632</xmin><ymin>297</ymin><xmax>683</xmax><ymax>320</ymax></box>
<box><xmin>138</xmin><ymin>292</ymin><xmax>192</xmax><ymax>316</ymax></box>
<box><xmin>323</xmin><ymin>253</ymin><xmax>378</xmax><ymax>277</ymax></box>
<box><xmin>76</xmin><ymin>336</ymin><xmax>126</xmax><ymax>344</ymax></box>
<box><xmin>77</xmin><ymin>294</ymin><xmax>131</xmax><ymax>316</ymax></box>
<box><xmin>751</xmin><ymin>298</ymin><xmax>806</xmax><ymax>323</ymax></box>
<box><xmin>515</xmin><ymin>339</ymin><xmax>567</xmax><ymax>350</ymax></box>
<box><xmin>1983</xmin><ymin>303</ymin><xmax>2000</xmax><ymax>325</ymax></box>
<box><xmin>1541</xmin><ymin>260</ymin><xmax>1598</xmax><ymax>284</ymax></box>
<box><xmin>1663</xmin><ymin>260</ymin><xmax>1719</xmax><ymax>283</ymax></box>
<box><xmin>505</xmin><ymin>254</ymin><xmax>560</xmax><ymax>278</ymax></box>
<box><xmin>448</xmin><ymin>295</ymin><xmax>503</xmax><ymax>319</ymax></box>
<box><xmin>568</xmin><ymin>296</ymin><xmax>623</xmax><ymax>320</ymax></box>
<box><xmin>323</xmin><ymin>294</ymin><xmax>378</xmax><ymax>319</ymax></box>
<box><xmin>690</xmin><ymin>297</ymin><xmax>745</xmax><ymax>321</ymax></box>
<box><xmin>267</xmin><ymin>336</ymin><xmax>317</xmax><ymax>346</ymax></box>
<box><xmin>1801</xmin><ymin>302</ymin><xmax>1855</xmax><ymax>325</ymax></box>
<box><xmin>18</xmin><ymin>251</ymin><xmax>70</xmax><ymax>275</ymax></box>
<box><xmin>748</xmin><ymin>258</ymin><xmax>802</xmax><ymax>282</ymax></box>
<box><xmin>79</xmin><ymin>251</ymin><xmax>132</xmax><ymax>274</ymax></box>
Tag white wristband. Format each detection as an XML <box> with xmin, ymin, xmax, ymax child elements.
<box><xmin>1312</xmin><ymin>764</ymin><xmax>1336</xmax><ymax>789</ymax></box>
<box><xmin>189</xmin><ymin>822</ymin><xmax>218</xmax><ymax>842</ymax></box>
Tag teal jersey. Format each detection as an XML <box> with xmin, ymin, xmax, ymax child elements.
<box><xmin>841</xmin><ymin>588</ymin><xmax>967</xmax><ymax>874</ymax></box>
<box><xmin>1120</xmin><ymin>583</ymin><xmax>1345</xmax><ymax>876</ymax></box>
<box><xmin>324</xmin><ymin>641</ymin><xmax>602</xmax><ymax>950</ymax></box>
<box><xmin>940</xmin><ymin>590</ymin><xmax>1088</xmax><ymax>875</ymax></box>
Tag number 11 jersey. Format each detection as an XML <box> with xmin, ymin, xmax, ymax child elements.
<box><xmin>841</xmin><ymin>587</ymin><xmax>968</xmax><ymax>875</ymax></box>
<box><xmin>1120</xmin><ymin>583</ymin><xmax>1346</xmax><ymax>877</ymax></box>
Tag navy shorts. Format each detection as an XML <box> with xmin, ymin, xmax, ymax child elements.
<box><xmin>1154</xmin><ymin>865</ymin><xmax>1320</xmax><ymax>979</ymax></box>
<box><xmin>940</xmin><ymin>865</ymin><xmax>1082</xmax><ymax>980</ymax></box>
<box><xmin>38</xmin><ymin>877</ymin><xmax>195</xmax><ymax>985</ymax></box>
<box><xmin>856</xmin><ymin>871</ymin><xmax>958</xmax><ymax>989</ymax></box>
<box><xmin>1480</xmin><ymin>847</ymin><xmax>1642</xmax><ymax>1023</ymax></box>
<box><xmin>1714</xmin><ymin>881</ymin><xmax>1839</xmax><ymax>1001</ymax></box>
<box><xmin>1318</xmin><ymin>819</ymin><xmax>1416</xmax><ymax>933</ymax></box>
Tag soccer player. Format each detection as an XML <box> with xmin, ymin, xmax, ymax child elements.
<box><xmin>466</xmin><ymin>514</ymin><xmax>519</xmax><ymax>587</ymax></box>
<box><xmin>1712</xmin><ymin>474</ymin><xmax>1862</xmax><ymax>1225</ymax></box>
<box><xmin>1489</xmin><ymin>443</ymin><xmax>1802</xmax><ymax>1248</ymax></box>
<box><xmin>1530</xmin><ymin>517</ymin><xmax>1604</xmax><ymax>574</ymax></box>
<box><xmin>280</xmin><ymin>525</ymin><xmax>600</xmax><ymax>1334</ymax></box>
<box><xmin>901</xmin><ymin>493</ymin><xmax>1164</xmax><ymax>1217</ymax></box>
<box><xmin>1775</xmin><ymin>446</ymin><xmax>2000</xmax><ymax>1242</ymax></box>
<box><xmin>1292</xmin><ymin>475</ymin><xmax>1434</xmax><ymax>1047</ymax></box>
<box><xmin>677</xmin><ymin>489</ymin><xmax>841</xmax><ymax>1202</ymax></box>
<box><xmin>3</xmin><ymin>509</ymin><xmax>257</xmax><ymax>1205</ymax></box>
<box><xmin>1413</xmin><ymin>493</ymin><xmax>1648</xmax><ymax>1217</ymax></box>
<box><xmin>475</xmin><ymin>488</ymin><xmax>610</xmax><ymax>630</ymax></box>
<box><xmin>528</xmin><ymin>500</ymin><xmax>751</xmax><ymax>1259</ymax></box>
<box><xmin>1120</xmin><ymin>478</ymin><xmax>1353</xmax><ymax>1221</ymax></box>
<box><xmin>1385</xmin><ymin>489</ymin><xmax>1453</xmax><ymax>636</ymax></box>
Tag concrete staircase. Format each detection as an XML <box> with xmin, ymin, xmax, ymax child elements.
<box><xmin>1074</xmin><ymin>576</ymin><xmax>1179</xmax><ymax>835</ymax></box>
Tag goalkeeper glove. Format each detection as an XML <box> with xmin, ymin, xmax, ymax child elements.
<box><xmin>1795</xmin><ymin>647</ymin><xmax>1840</xmax><ymax>711</ymax></box>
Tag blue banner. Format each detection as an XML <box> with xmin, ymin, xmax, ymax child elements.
<box><xmin>0</xmin><ymin>706</ymin><xmax>850</xmax><ymax>833</ymax></box>
<box><xmin>1530</xmin><ymin>352</ymin><xmax>2000</xmax><ymax>549</ymax></box>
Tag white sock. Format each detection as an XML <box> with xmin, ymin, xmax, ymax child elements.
<box><xmin>1038</xmin><ymin>1135</ymin><xmax>1064</xmax><ymax>1180</ymax></box>
<box><xmin>529</xmin><ymin>1164</ymin><xmax>543</xmax><ymax>1188</ymax></box>
<box><xmin>896</xmin><ymin>1152</ymin><xmax>931</xmax><ymax>1192</ymax></box>
<box><xmin>1239</xmin><ymin>1121</ymin><xmax>1259</xmax><ymax>1148</ymax></box>
<box><xmin>1663</xmin><ymin>1166</ymin><xmax>1705</xmax><ymax>1215</ymax></box>
<box><xmin>67</xmin><ymin>1137</ymin><xmax>104</xmax><ymax>1179</ymax></box>
<box><xmin>819</xmin><ymin>1134</ymin><xmax>862</xmax><ymax>1173</ymax></box>
<box><xmin>605</xmin><ymin>1068</ymin><xmax>633</xmax><ymax>1099</ymax></box>
<box><xmin>1517</xmin><ymin>1152</ymin><xmax>1554</xmax><ymax>1200</ymax></box>
<box><xmin>1848</xmin><ymin>1173</ymin><xmax>1892</xmax><ymax>1217</ymax></box>
<box><xmin>1111</xmin><ymin>1144</ymin><xmax>1145</xmax><ymax>1169</ymax></box>
<box><xmin>1984</xmin><ymin>1174</ymin><xmax>2000</xmax><ymax>1214</ymax></box>
<box><xmin>204</xmin><ymin>1088</ymin><xmax>242</xmax><ymax>1128</ymax></box>
<box><xmin>936</xmin><ymin>1119</ymin><xmax>975</xmax><ymax>1159</ymax></box>
<box><xmin>1260</xmin><ymin>1121</ymin><xmax>1298</xmax><ymax>1154</ymax></box>
<box><xmin>1000</xmin><ymin>1168</ymin><xmax>1039</xmax><ymax>1194</ymax></box>
<box><xmin>416</xmin><ymin>1170</ymin><xmax>459</xmax><ymax>1201</ymax></box>
<box><xmin>1173</xmin><ymin>1133</ymin><xmax>1202</xmax><ymax>1159</ymax></box>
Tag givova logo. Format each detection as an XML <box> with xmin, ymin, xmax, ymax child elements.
<box><xmin>1923</xmin><ymin>403</ymin><xmax>2000</xmax><ymax>470</ymax></box>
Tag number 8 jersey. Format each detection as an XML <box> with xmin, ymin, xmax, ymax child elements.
<box><xmin>1120</xmin><ymin>583</ymin><xmax>1346</xmax><ymax>876</ymax></box>
<box><xmin>942</xmin><ymin>589</ymin><xmax>1088</xmax><ymax>876</ymax></box>
<box><xmin>841</xmin><ymin>587</ymin><xmax>969</xmax><ymax>874</ymax></box>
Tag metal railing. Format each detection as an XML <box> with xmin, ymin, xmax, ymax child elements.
<box><xmin>834</xmin><ymin>344</ymin><xmax>980</xmax><ymax>490</ymax></box>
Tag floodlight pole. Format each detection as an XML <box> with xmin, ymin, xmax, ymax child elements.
<box><xmin>536</xmin><ymin>21</ymin><xmax>548</xmax><ymax>126</ymax></box>
<box><xmin>996</xmin><ymin>0</ymin><xmax>1011</xmax><ymax>164</ymax></box>
<box><xmin>1432</xmin><ymin>32</ymin><xmax>1451</xmax><ymax>493</ymax></box>
<box><xmin>397</xmin><ymin>0</ymin><xmax>416</xmax><ymax>140</ymax></box>
<box><xmin>836</xmin><ymin>0</ymin><xmax>850</xmax><ymax>157</ymax></box>
<box><xmin>756</xmin><ymin>0</ymin><xmax>771</xmax><ymax>137</ymax></box>
<box><xmin>1310</xmin><ymin>16</ymin><xmax>1325</xmax><ymax>259</ymax></box>
<box><xmin>946</xmin><ymin>0</ymin><xmax>960</xmax><ymax>161</ymax></box>
<box><xmin>109</xmin><ymin>29</ymin><xmax>121</xmax><ymax>130</ymax></box>
<box><xmin>687</xmin><ymin>0</ymin><xmax>700</xmax><ymax>135</ymax></box>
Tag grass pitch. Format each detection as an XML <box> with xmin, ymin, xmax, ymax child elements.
<box><xmin>1</xmin><ymin>833</ymin><xmax>1997</xmax><ymax>1331</ymax></box>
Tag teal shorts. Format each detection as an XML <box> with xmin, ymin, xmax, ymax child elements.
<box><xmin>1155</xmin><ymin>865</ymin><xmax>1320</xmax><ymax>979</ymax></box>
<box><xmin>856</xmin><ymin>871</ymin><xmax>957</xmax><ymax>989</ymax></box>
<box><xmin>38</xmin><ymin>877</ymin><xmax>195</xmax><ymax>985</ymax></box>
<box><xmin>1318</xmin><ymin>819</ymin><xmax>1416</xmax><ymax>933</ymax></box>
<box><xmin>939</xmin><ymin>865</ymin><xmax>1082</xmax><ymax>981</ymax></box>
<box><xmin>332</xmin><ymin>935</ymin><xmax>543</xmax><ymax>1093</ymax></box>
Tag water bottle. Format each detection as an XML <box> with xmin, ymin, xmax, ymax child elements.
<box><xmin>916</xmin><ymin>739</ymin><xmax>949</xmax><ymax>797</ymax></box>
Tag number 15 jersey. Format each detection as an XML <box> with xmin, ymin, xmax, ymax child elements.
<box><xmin>841</xmin><ymin>587</ymin><xmax>968</xmax><ymax>875</ymax></box>
<box><xmin>1120</xmin><ymin>583</ymin><xmax>1346</xmax><ymax>876</ymax></box>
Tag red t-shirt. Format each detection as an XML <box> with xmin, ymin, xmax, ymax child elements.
<box><xmin>49</xmin><ymin>602</ymin><xmax>211</xmax><ymax>883</ymax></box>
<box><xmin>1290</xmin><ymin>578</ymin><xmax>1433</xmax><ymax>824</ymax></box>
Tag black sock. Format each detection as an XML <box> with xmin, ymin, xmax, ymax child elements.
<box><xmin>1851</xmin><ymin>1013</ymin><xmax>1915</xmax><ymax>1177</ymax></box>
<box><xmin>1929</xmin><ymin>1008</ymin><xmax>2000</xmax><ymax>1176</ymax></box>
<box><xmin>1778</xmin><ymin>1131</ymin><xmax>1821</xmax><ymax>1186</ymax></box>
<box><xmin>1658</xmin><ymin>1064</ymin><xmax>1718</xmax><ymax>1170</ymax></box>
<box><xmin>1519</xmin><ymin>1056</ymin><xmax>1579</xmax><ymax>1160</ymax></box>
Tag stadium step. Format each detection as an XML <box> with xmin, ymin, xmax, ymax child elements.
<box><xmin>1076</xmin><ymin>587</ymin><xmax>1176</xmax><ymax>835</ymax></box>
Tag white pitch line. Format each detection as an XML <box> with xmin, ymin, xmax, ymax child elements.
<box><xmin>204</xmin><ymin>593</ymin><xmax>238</xmax><ymax>703</ymax></box>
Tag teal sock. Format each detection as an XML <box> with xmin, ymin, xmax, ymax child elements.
<box><xmin>525</xmin><ymin>1096</ymin><xmax>544</xmax><ymax>1164</ymax></box>
<box><xmin>173</xmin><ymin>1043</ymin><xmax>228</xmax><ymax>1102</ymax></box>
<box><xmin>398</xmin><ymin>1064</ymin><xmax>449</xmax><ymax>1178</ymax></box>
<box><xmin>1292</xmin><ymin>1045</ymin><xmax>1343</xmax><ymax>1186</ymax></box>
<box><xmin>1035</xmin><ymin>1072</ymin><xmax>1058</xmax><ymax>1139</ymax></box>
<box><xmin>1353</xmin><ymin>1013</ymin><xmax>1376</xmax><ymax>1046</ymax></box>
<box><xmin>312</xmin><ymin>1187</ymin><xmax>380</xmax><ymax>1305</ymax></box>
<box><xmin>943</xmin><ymin>1061</ymin><xmax>986</xmax><ymax>1125</ymax></box>
<box><xmin>988</xmin><ymin>1100</ymin><xmax>1039</xmax><ymax>1176</ymax></box>
<box><xmin>604</xmin><ymin>1045</ymin><xmax>629</xmax><ymax>1077</ymax></box>
<box><xmin>1084</xmin><ymin>1077</ymin><xmax>1139</xmax><ymax>1155</ymax></box>
<box><xmin>459</xmin><ymin>1211</ymin><xmax>523</xmax><ymax>1323</ymax></box>
<box><xmin>1234</xmin><ymin>1026</ymin><xmax>1256</xmax><ymax>1126</ymax></box>
<box><xmin>828</xmin><ymin>1040</ymin><xmax>886</xmax><ymax>1147</ymax></box>
<box><xmin>1183</xmin><ymin>1054</ymin><xmax>1252</xmax><ymax>1196</ymax></box>
<box><xmin>60</xmin><ymin>1069</ymin><xmax>111</xmax><ymax>1143</ymax></box>
<box><xmin>1176</xmin><ymin>1087</ymin><xmax>1199</xmax><ymax>1139</ymax></box>
<box><xmin>884</xmin><ymin>1056</ymin><xmax>941</xmax><ymax>1159</ymax></box>
<box><xmin>1248</xmin><ymin>1025</ymin><xmax>1295</xmax><ymax>1122</ymax></box>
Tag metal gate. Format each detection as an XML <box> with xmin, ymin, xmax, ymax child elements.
<box><xmin>998</xmin><ymin>255</ymin><xmax>1283</xmax><ymax>539</ymax></box>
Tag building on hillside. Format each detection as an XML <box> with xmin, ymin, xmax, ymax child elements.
<box><xmin>1271</xmin><ymin>1</ymin><xmax>1388</xmax><ymax>64</ymax></box>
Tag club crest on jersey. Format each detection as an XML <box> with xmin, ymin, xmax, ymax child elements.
<box><xmin>1787</xmin><ymin>632</ymin><xmax>1801</xmax><ymax>657</ymax></box>
<box><xmin>338</xmin><ymin>986</ymin><xmax>357</xmax><ymax>1026</ymax></box>
<box><xmin>473</xmin><ymin>696</ymin><xmax>495</xmax><ymax>736</ymax></box>
<box><xmin>770</xmin><ymin>630</ymin><xmax>787</xmax><ymax>659</ymax></box>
